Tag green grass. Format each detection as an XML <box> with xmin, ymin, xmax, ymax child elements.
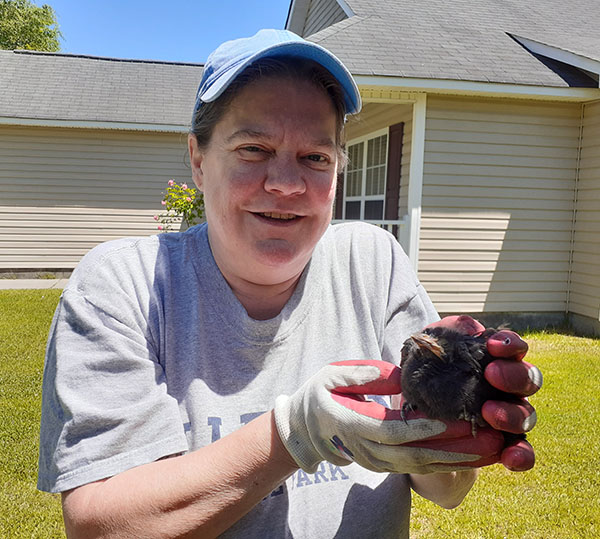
<box><xmin>1</xmin><ymin>290</ymin><xmax>598</xmax><ymax>537</ymax></box>
<box><xmin>1</xmin><ymin>290</ymin><xmax>64</xmax><ymax>538</ymax></box>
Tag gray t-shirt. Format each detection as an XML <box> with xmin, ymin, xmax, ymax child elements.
<box><xmin>38</xmin><ymin>222</ymin><xmax>439</xmax><ymax>538</ymax></box>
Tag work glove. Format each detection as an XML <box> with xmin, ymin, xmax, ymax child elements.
<box><xmin>427</xmin><ymin>315</ymin><xmax>543</xmax><ymax>471</ymax></box>
<box><xmin>274</xmin><ymin>359</ymin><xmax>507</xmax><ymax>475</ymax></box>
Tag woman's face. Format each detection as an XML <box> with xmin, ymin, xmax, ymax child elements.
<box><xmin>188</xmin><ymin>76</ymin><xmax>339</xmax><ymax>289</ymax></box>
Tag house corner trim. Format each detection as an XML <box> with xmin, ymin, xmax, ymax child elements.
<box><xmin>407</xmin><ymin>94</ymin><xmax>427</xmax><ymax>272</ymax></box>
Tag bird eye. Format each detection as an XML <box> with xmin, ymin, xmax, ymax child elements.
<box><xmin>503</xmin><ymin>337</ymin><xmax>512</xmax><ymax>345</ymax></box>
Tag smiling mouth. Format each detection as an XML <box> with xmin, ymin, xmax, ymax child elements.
<box><xmin>257</xmin><ymin>212</ymin><xmax>299</xmax><ymax>221</ymax></box>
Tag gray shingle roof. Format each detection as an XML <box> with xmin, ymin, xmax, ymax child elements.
<box><xmin>0</xmin><ymin>50</ymin><xmax>203</xmax><ymax>126</ymax></box>
<box><xmin>307</xmin><ymin>0</ymin><xmax>600</xmax><ymax>87</ymax></box>
<box><xmin>2</xmin><ymin>0</ymin><xmax>598</xmax><ymax>128</ymax></box>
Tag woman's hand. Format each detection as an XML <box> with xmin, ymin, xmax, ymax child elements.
<box><xmin>426</xmin><ymin>315</ymin><xmax>542</xmax><ymax>471</ymax></box>
<box><xmin>274</xmin><ymin>359</ymin><xmax>509</xmax><ymax>475</ymax></box>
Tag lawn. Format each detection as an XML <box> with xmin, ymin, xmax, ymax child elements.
<box><xmin>1</xmin><ymin>290</ymin><xmax>64</xmax><ymax>538</ymax></box>
<box><xmin>1</xmin><ymin>289</ymin><xmax>598</xmax><ymax>538</ymax></box>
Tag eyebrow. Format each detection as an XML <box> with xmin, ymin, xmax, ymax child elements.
<box><xmin>225</xmin><ymin>129</ymin><xmax>267</xmax><ymax>144</ymax></box>
<box><xmin>226</xmin><ymin>128</ymin><xmax>336</xmax><ymax>150</ymax></box>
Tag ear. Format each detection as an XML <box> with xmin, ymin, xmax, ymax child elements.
<box><xmin>188</xmin><ymin>134</ymin><xmax>204</xmax><ymax>191</ymax></box>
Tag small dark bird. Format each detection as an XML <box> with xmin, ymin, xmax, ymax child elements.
<box><xmin>400</xmin><ymin>324</ymin><xmax>528</xmax><ymax>438</ymax></box>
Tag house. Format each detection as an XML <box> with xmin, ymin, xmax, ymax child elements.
<box><xmin>0</xmin><ymin>50</ymin><xmax>202</xmax><ymax>271</ymax></box>
<box><xmin>1</xmin><ymin>0</ymin><xmax>599</xmax><ymax>334</ymax></box>
<box><xmin>287</xmin><ymin>0</ymin><xmax>600</xmax><ymax>335</ymax></box>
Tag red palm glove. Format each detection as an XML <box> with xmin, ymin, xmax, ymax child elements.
<box><xmin>426</xmin><ymin>315</ymin><xmax>543</xmax><ymax>471</ymax></box>
<box><xmin>275</xmin><ymin>360</ymin><xmax>508</xmax><ymax>474</ymax></box>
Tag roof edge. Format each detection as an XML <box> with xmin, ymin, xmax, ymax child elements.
<box><xmin>510</xmin><ymin>34</ymin><xmax>600</xmax><ymax>85</ymax></box>
<box><xmin>355</xmin><ymin>75</ymin><xmax>600</xmax><ymax>102</ymax></box>
<box><xmin>0</xmin><ymin>117</ymin><xmax>190</xmax><ymax>132</ymax></box>
<box><xmin>9</xmin><ymin>49</ymin><xmax>203</xmax><ymax>67</ymax></box>
<box><xmin>336</xmin><ymin>0</ymin><xmax>355</xmax><ymax>17</ymax></box>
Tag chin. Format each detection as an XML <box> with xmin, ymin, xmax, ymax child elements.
<box><xmin>252</xmin><ymin>241</ymin><xmax>311</xmax><ymax>277</ymax></box>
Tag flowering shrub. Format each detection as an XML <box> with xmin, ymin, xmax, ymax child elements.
<box><xmin>154</xmin><ymin>179</ymin><xmax>204</xmax><ymax>232</ymax></box>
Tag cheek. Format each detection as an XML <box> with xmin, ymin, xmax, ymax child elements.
<box><xmin>201</xmin><ymin>180</ymin><xmax>231</xmax><ymax>222</ymax></box>
<box><xmin>203</xmin><ymin>166</ymin><xmax>254</xmax><ymax>205</ymax></box>
<box><xmin>314</xmin><ymin>173</ymin><xmax>337</xmax><ymax>205</ymax></box>
<box><xmin>229</xmin><ymin>162</ymin><xmax>268</xmax><ymax>189</ymax></box>
<box><xmin>204</xmin><ymin>178</ymin><xmax>257</xmax><ymax>227</ymax></box>
<box><xmin>328</xmin><ymin>174</ymin><xmax>338</xmax><ymax>199</ymax></box>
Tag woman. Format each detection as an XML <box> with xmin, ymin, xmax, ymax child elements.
<box><xmin>38</xmin><ymin>29</ymin><xmax>541</xmax><ymax>538</ymax></box>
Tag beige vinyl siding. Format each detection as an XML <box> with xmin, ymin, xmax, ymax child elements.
<box><xmin>419</xmin><ymin>96</ymin><xmax>580</xmax><ymax>314</ymax></box>
<box><xmin>0</xmin><ymin>125</ymin><xmax>190</xmax><ymax>269</ymax></box>
<box><xmin>304</xmin><ymin>0</ymin><xmax>347</xmax><ymax>36</ymax></box>
<box><xmin>347</xmin><ymin>103</ymin><xmax>413</xmax><ymax>218</ymax></box>
<box><xmin>569</xmin><ymin>101</ymin><xmax>600</xmax><ymax>320</ymax></box>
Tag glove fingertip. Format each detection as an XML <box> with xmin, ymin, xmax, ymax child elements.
<box><xmin>526</xmin><ymin>363</ymin><xmax>543</xmax><ymax>391</ymax></box>
<box><xmin>484</xmin><ymin>360</ymin><xmax>542</xmax><ymax>396</ymax></box>
<box><xmin>481</xmin><ymin>400</ymin><xmax>536</xmax><ymax>434</ymax></box>
<box><xmin>501</xmin><ymin>440</ymin><xmax>535</xmax><ymax>471</ymax></box>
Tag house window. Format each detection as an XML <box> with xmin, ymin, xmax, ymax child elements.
<box><xmin>343</xmin><ymin>129</ymin><xmax>388</xmax><ymax>220</ymax></box>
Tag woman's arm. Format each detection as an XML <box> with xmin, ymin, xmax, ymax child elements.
<box><xmin>409</xmin><ymin>469</ymin><xmax>479</xmax><ymax>509</ymax></box>
<box><xmin>62</xmin><ymin>411</ymin><xmax>298</xmax><ymax>539</ymax></box>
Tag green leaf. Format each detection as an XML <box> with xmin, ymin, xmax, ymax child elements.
<box><xmin>0</xmin><ymin>0</ymin><xmax>62</xmax><ymax>51</ymax></box>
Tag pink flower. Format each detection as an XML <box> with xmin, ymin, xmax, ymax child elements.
<box><xmin>158</xmin><ymin>225</ymin><xmax>163</xmax><ymax>231</ymax></box>
<box><xmin>181</xmin><ymin>183</ymin><xmax>188</xmax><ymax>190</ymax></box>
<box><xmin>168</xmin><ymin>179</ymin><xmax>175</xmax><ymax>187</ymax></box>
<box><xmin>161</xmin><ymin>200</ymin><xmax>166</xmax><ymax>206</ymax></box>
<box><xmin>186</xmin><ymin>197</ymin><xmax>192</xmax><ymax>202</ymax></box>
<box><xmin>153</xmin><ymin>215</ymin><xmax>158</xmax><ymax>221</ymax></box>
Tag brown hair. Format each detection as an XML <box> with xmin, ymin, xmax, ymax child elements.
<box><xmin>190</xmin><ymin>56</ymin><xmax>348</xmax><ymax>165</ymax></box>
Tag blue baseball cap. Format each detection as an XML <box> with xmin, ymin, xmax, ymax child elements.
<box><xmin>193</xmin><ymin>29</ymin><xmax>362</xmax><ymax>116</ymax></box>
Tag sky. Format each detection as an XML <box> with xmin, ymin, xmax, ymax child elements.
<box><xmin>48</xmin><ymin>0</ymin><xmax>292</xmax><ymax>64</ymax></box>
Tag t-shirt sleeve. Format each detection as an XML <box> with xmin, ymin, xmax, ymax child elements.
<box><xmin>380</xmin><ymin>234</ymin><xmax>440</xmax><ymax>366</ymax></box>
<box><xmin>37</xmin><ymin>245</ymin><xmax>189</xmax><ymax>493</ymax></box>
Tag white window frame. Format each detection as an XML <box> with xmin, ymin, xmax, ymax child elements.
<box><xmin>343</xmin><ymin>127</ymin><xmax>389</xmax><ymax>220</ymax></box>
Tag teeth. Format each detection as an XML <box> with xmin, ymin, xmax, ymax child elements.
<box><xmin>260</xmin><ymin>212</ymin><xmax>297</xmax><ymax>220</ymax></box>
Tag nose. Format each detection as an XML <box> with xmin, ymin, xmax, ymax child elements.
<box><xmin>263</xmin><ymin>154</ymin><xmax>306</xmax><ymax>196</ymax></box>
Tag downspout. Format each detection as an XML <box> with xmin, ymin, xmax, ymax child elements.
<box><xmin>407</xmin><ymin>93</ymin><xmax>427</xmax><ymax>272</ymax></box>
<box><xmin>565</xmin><ymin>102</ymin><xmax>585</xmax><ymax>315</ymax></box>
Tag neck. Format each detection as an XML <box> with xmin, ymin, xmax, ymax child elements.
<box><xmin>228</xmin><ymin>274</ymin><xmax>302</xmax><ymax>320</ymax></box>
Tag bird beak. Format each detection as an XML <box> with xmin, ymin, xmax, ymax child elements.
<box><xmin>410</xmin><ymin>333</ymin><xmax>445</xmax><ymax>360</ymax></box>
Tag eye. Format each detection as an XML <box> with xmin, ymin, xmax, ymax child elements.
<box><xmin>305</xmin><ymin>154</ymin><xmax>328</xmax><ymax>163</ymax></box>
<box><xmin>503</xmin><ymin>337</ymin><xmax>512</xmax><ymax>345</ymax></box>
<box><xmin>238</xmin><ymin>146</ymin><xmax>269</xmax><ymax>161</ymax></box>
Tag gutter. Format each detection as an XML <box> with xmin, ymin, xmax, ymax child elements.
<box><xmin>355</xmin><ymin>76</ymin><xmax>600</xmax><ymax>102</ymax></box>
<box><xmin>565</xmin><ymin>102</ymin><xmax>586</xmax><ymax>314</ymax></box>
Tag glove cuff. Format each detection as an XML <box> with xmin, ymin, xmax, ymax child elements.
<box><xmin>274</xmin><ymin>394</ymin><xmax>321</xmax><ymax>473</ymax></box>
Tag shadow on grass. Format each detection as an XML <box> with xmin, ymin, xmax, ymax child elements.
<box><xmin>439</xmin><ymin>311</ymin><xmax>599</xmax><ymax>339</ymax></box>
